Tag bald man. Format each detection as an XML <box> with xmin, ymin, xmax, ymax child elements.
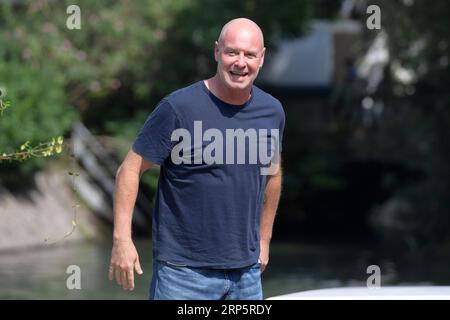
<box><xmin>109</xmin><ymin>18</ymin><xmax>285</xmax><ymax>300</ymax></box>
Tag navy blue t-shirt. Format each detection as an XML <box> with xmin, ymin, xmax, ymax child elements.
<box><xmin>132</xmin><ymin>81</ymin><xmax>285</xmax><ymax>269</ymax></box>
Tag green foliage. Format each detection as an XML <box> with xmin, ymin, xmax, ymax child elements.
<box><xmin>0</xmin><ymin>98</ymin><xmax>10</xmax><ymax>115</ymax></box>
<box><xmin>0</xmin><ymin>1</ymin><xmax>79</xmax><ymax>174</ymax></box>
<box><xmin>0</xmin><ymin>136</ymin><xmax>64</xmax><ymax>161</ymax></box>
<box><xmin>0</xmin><ymin>60</ymin><xmax>76</xmax><ymax>173</ymax></box>
<box><xmin>0</xmin><ymin>61</ymin><xmax>75</xmax><ymax>144</ymax></box>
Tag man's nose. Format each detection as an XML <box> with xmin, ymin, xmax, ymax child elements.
<box><xmin>234</xmin><ymin>53</ymin><xmax>246</xmax><ymax>68</ymax></box>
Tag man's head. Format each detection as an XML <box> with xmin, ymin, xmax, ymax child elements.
<box><xmin>214</xmin><ymin>18</ymin><xmax>265</xmax><ymax>92</ymax></box>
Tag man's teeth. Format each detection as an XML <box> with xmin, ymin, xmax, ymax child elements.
<box><xmin>231</xmin><ymin>71</ymin><xmax>247</xmax><ymax>76</ymax></box>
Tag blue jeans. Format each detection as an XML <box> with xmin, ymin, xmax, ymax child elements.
<box><xmin>149</xmin><ymin>260</ymin><xmax>263</xmax><ymax>300</ymax></box>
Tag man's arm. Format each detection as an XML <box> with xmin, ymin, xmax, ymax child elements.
<box><xmin>259</xmin><ymin>161</ymin><xmax>282</xmax><ymax>273</ymax></box>
<box><xmin>108</xmin><ymin>148</ymin><xmax>152</xmax><ymax>290</ymax></box>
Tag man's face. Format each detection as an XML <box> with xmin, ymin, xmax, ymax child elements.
<box><xmin>214</xmin><ymin>28</ymin><xmax>265</xmax><ymax>92</ymax></box>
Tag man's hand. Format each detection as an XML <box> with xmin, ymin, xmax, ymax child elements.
<box><xmin>259</xmin><ymin>239</ymin><xmax>270</xmax><ymax>273</ymax></box>
<box><xmin>108</xmin><ymin>239</ymin><xmax>143</xmax><ymax>290</ymax></box>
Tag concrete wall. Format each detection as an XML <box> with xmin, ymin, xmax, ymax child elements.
<box><xmin>0</xmin><ymin>166</ymin><xmax>101</xmax><ymax>252</ymax></box>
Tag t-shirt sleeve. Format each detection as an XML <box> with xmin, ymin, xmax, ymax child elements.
<box><xmin>132</xmin><ymin>99</ymin><xmax>179</xmax><ymax>165</ymax></box>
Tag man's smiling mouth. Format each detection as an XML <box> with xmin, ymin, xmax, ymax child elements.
<box><xmin>229</xmin><ymin>71</ymin><xmax>248</xmax><ymax>77</ymax></box>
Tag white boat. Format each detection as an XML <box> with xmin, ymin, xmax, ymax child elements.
<box><xmin>266</xmin><ymin>286</ymin><xmax>450</xmax><ymax>300</ymax></box>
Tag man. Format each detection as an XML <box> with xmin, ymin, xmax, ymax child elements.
<box><xmin>108</xmin><ymin>18</ymin><xmax>285</xmax><ymax>300</ymax></box>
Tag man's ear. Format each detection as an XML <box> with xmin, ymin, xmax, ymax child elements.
<box><xmin>259</xmin><ymin>47</ymin><xmax>266</xmax><ymax>68</ymax></box>
<box><xmin>214</xmin><ymin>41</ymin><xmax>219</xmax><ymax>62</ymax></box>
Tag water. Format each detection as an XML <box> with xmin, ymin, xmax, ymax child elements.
<box><xmin>1</xmin><ymin>240</ymin><xmax>449</xmax><ymax>299</ymax></box>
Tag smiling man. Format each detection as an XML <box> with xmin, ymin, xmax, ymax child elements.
<box><xmin>108</xmin><ymin>18</ymin><xmax>285</xmax><ymax>300</ymax></box>
<box><xmin>211</xmin><ymin>18</ymin><xmax>266</xmax><ymax>101</ymax></box>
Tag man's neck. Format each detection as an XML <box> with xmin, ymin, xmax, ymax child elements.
<box><xmin>205</xmin><ymin>76</ymin><xmax>252</xmax><ymax>106</ymax></box>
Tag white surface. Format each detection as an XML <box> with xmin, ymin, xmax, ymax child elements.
<box><xmin>266</xmin><ymin>286</ymin><xmax>450</xmax><ymax>300</ymax></box>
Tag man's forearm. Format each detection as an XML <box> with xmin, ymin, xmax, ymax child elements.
<box><xmin>260</xmin><ymin>167</ymin><xmax>282</xmax><ymax>242</ymax></box>
<box><xmin>113</xmin><ymin>166</ymin><xmax>140</xmax><ymax>241</ymax></box>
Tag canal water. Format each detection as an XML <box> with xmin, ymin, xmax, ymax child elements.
<box><xmin>1</xmin><ymin>239</ymin><xmax>449</xmax><ymax>299</ymax></box>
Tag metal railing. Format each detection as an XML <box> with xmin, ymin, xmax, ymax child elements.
<box><xmin>71</xmin><ymin>122</ymin><xmax>151</xmax><ymax>232</ymax></box>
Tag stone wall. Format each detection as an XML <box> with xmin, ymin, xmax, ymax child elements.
<box><xmin>0</xmin><ymin>167</ymin><xmax>101</xmax><ymax>252</ymax></box>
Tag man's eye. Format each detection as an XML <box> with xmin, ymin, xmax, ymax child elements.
<box><xmin>227</xmin><ymin>52</ymin><xmax>237</xmax><ymax>56</ymax></box>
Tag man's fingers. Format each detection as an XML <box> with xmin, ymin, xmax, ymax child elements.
<box><xmin>115</xmin><ymin>268</ymin><xmax>122</xmax><ymax>286</ymax></box>
<box><xmin>261</xmin><ymin>264</ymin><xmax>267</xmax><ymax>273</ymax></box>
<box><xmin>127</xmin><ymin>270</ymin><xmax>135</xmax><ymax>290</ymax></box>
<box><xmin>121</xmin><ymin>270</ymin><xmax>128</xmax><ymax>290</ymax></box>
<box><xmin>108</xmin><ymin>265</ymin><xmax>114</xmax><ymax>281</ymax></box>
<box><xmin>135</xmin><ymin>258</ymin><xmax>143</xmax><ymax>275</ymax></box>
<box><xmin>259</xmin><ymin>259</ymin><xmax>268</xmax><ymax>273</ymax></box>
